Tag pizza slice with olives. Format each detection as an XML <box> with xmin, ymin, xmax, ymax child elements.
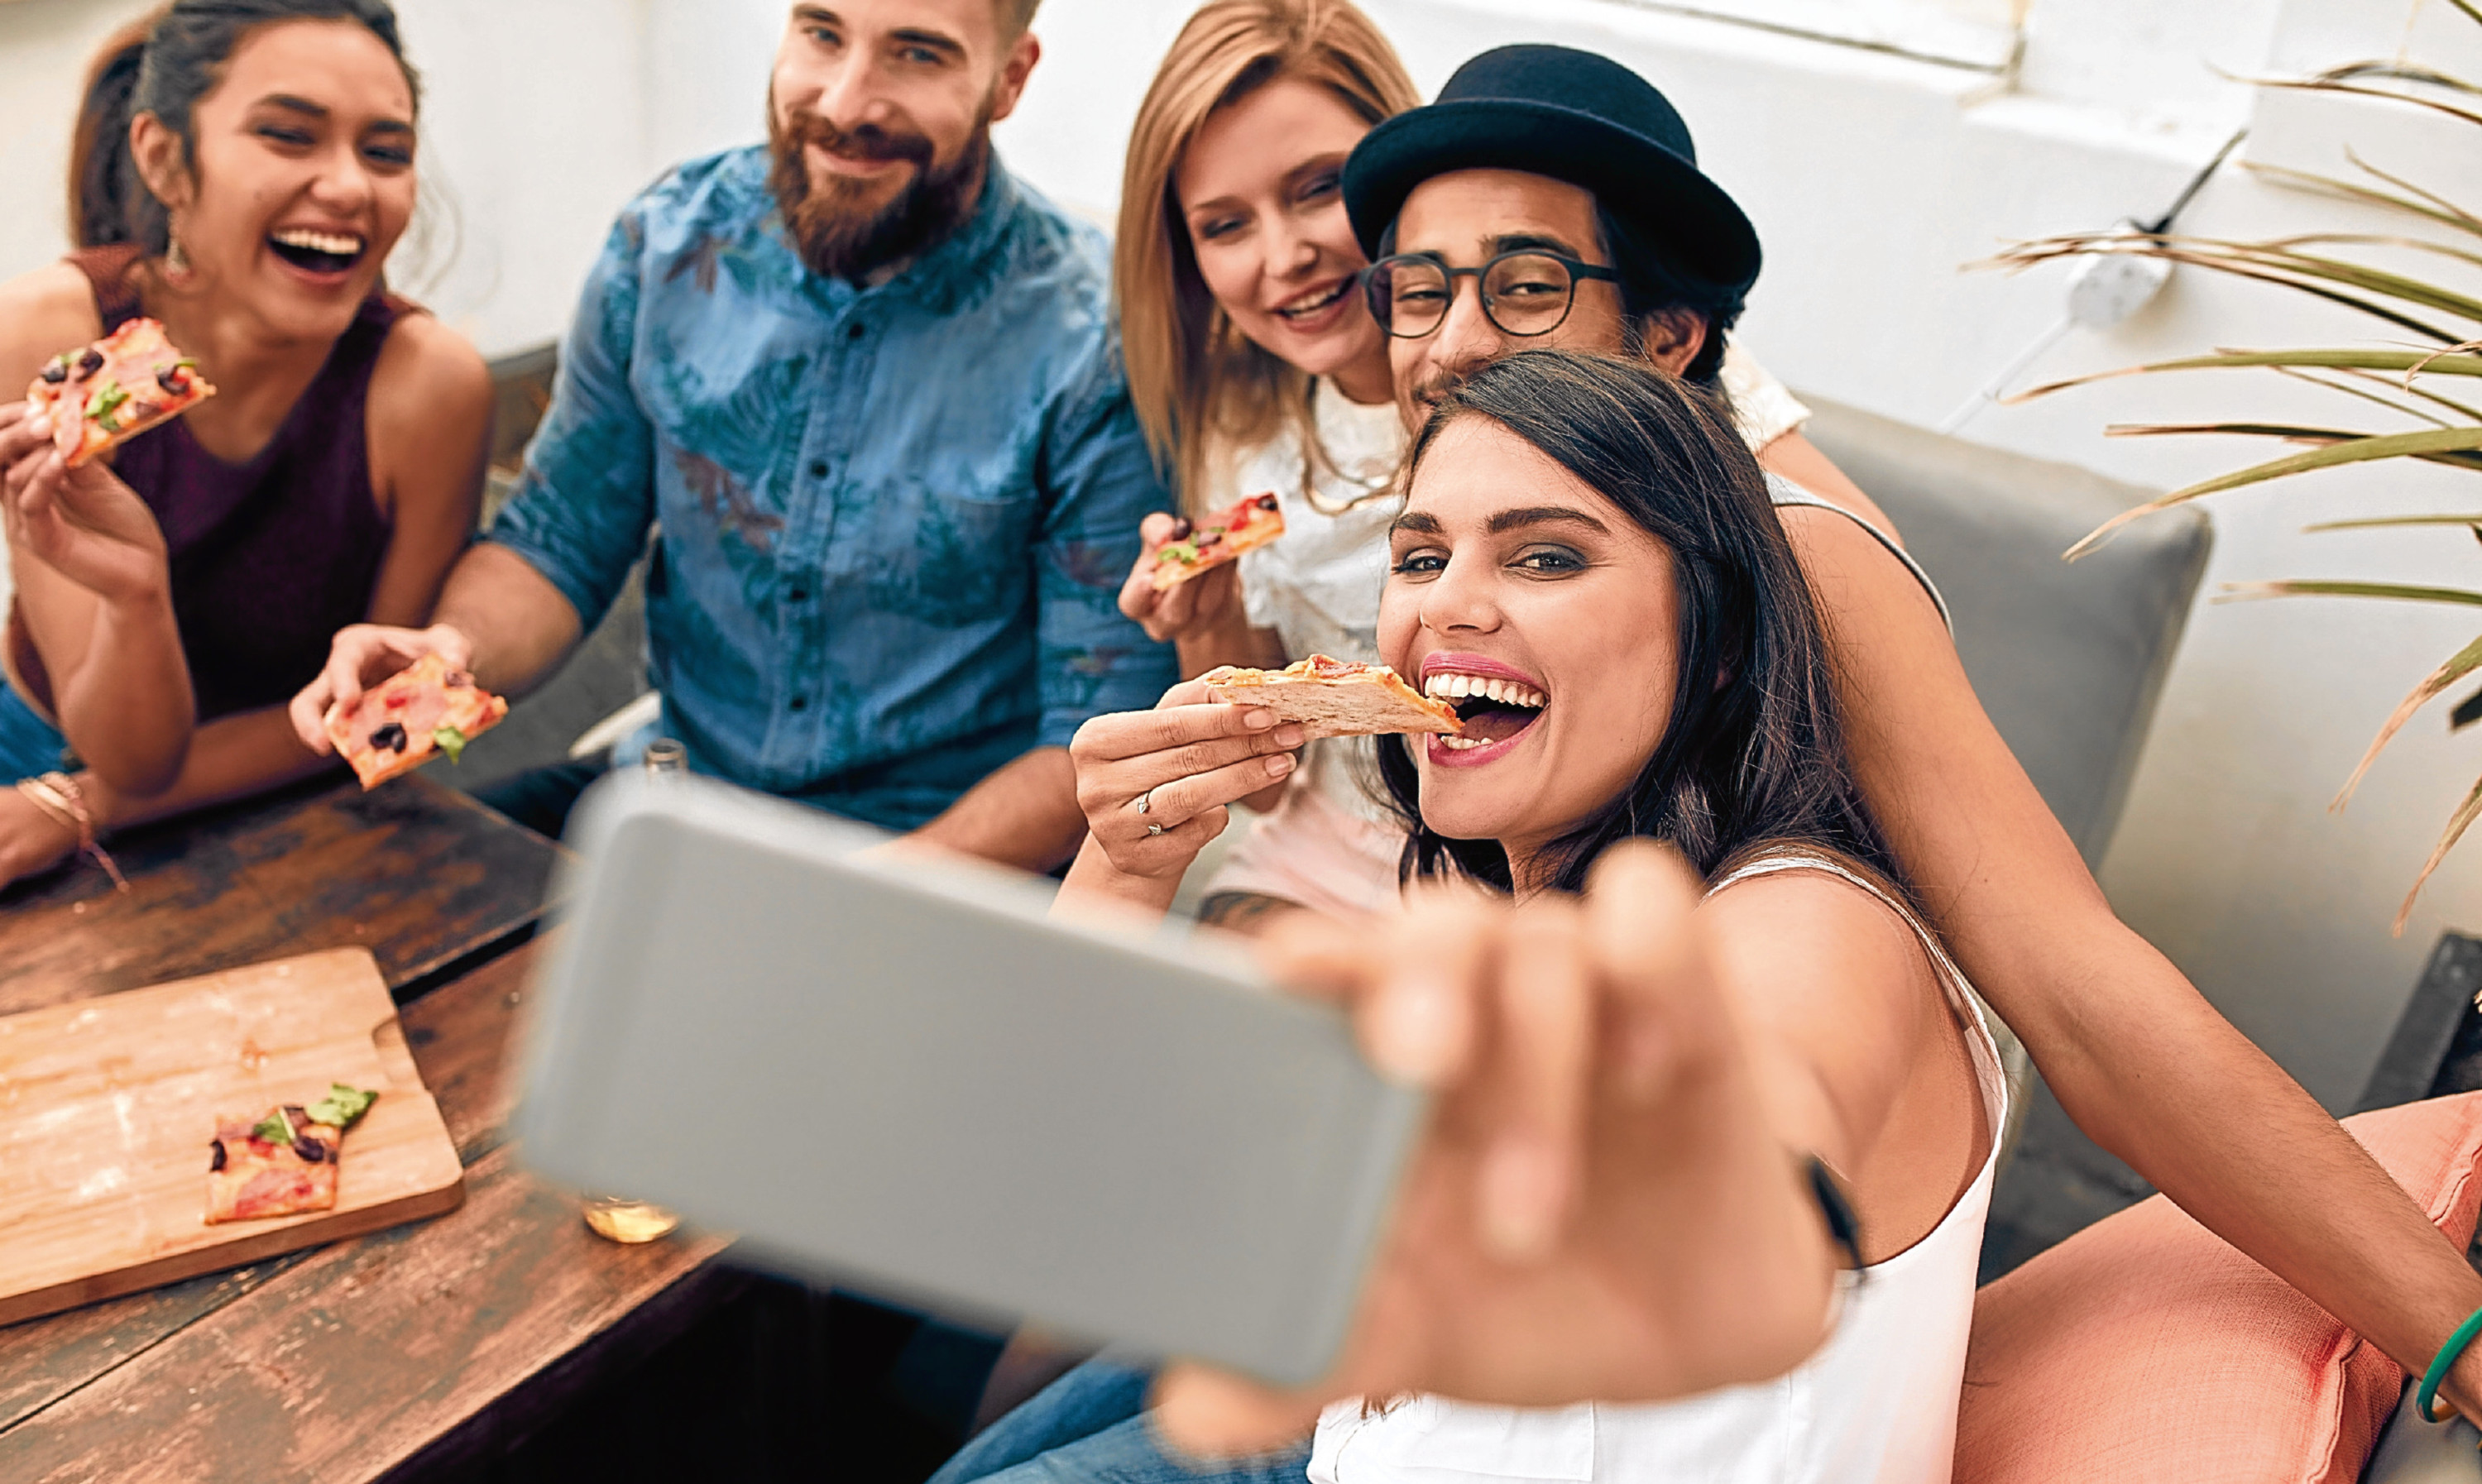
<box><xmin>205</xmin><ymin>1084</ymin><xmax>378</xmax><ymax>1225</ymax></box>
<box><xmin>1150</xmin><ymin>491</ymin><xmax>1287</xmax><ymax>591</ymax></box>
<box><xmin>1200</xmin><ymin>653</ymin><xmax>1463</xmax><ymax>738</ymax></box>
<box><xmin>26</xmin><ymin>318</ymin><xmax>215</xmax><ymax>468</ymax></box>
<box><xmin>323</xmin><ymin>652</ymin><xmax>510</xmax><ymax>790</ymax></box>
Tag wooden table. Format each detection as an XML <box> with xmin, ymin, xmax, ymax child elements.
<box><xmin>0</xmin><ymin>778</ymin><xmax>740</xmax><ymax>1482</ymax></box>
<box><xmin>0</xmin><ymin>773</ymin><xmax>563</xmax><ymax>1016</ymax></box>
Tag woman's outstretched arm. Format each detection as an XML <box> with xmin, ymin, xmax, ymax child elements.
<box><xmin>1782</xmin><ymin>501</ymin><xmax>2482</xmax><ymax>1415</ymax></box>
<box><xmin>1151</xmin><ymin>844</ymin><xmax>1960</xmax><ymax>1453</ymax></box>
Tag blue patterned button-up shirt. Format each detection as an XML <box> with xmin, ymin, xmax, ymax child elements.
<box><xmin>488</xmin><ymin>147</ymin><xmax>1176</xmax><ymax>829</ymax></box>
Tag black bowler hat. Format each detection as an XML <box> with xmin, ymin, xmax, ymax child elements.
<box><xmin>1343</xmin><ymin>45</ymin><xmax>1761</xmax><ymax>295</ymax></box>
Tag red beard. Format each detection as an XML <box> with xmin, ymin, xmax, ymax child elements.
<box><xmin>767</xmin><ymin>103</ymin><xmax>992</xmax><ymax>282</ymax></box>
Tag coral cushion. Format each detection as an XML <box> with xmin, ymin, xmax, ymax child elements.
<box><xmin>1956</xmin><ymin>1092</ymin><xmax>2482</xmax><ymax>1484</ymax></box>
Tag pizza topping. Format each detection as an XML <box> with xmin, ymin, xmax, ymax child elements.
<box><xmin>304</xmin><ymin>1083</ymin><xmax>378</xmax><ymax>1128</ymax></box>
<box><xmin>1167</xmin><ymin>516</ymin><xmax>1193</xmax><ymax>540</ymax></box>
<box><xmin>1256</xmin><ymin>494</ymin><xmax>1279</xmax><ymax>510</ymax></box>
<box><xmin>208</xmin><ymin>1138</ymin><xmax>228</xmax><ymax>1172</ymax></box>
<box><xmin>74</xmin><ymin>348</ymin><xmax>104</xmax><ymax>381</ymax></box>
<box><xmin>85</xmin><ymin>381</ymin><xmax>128</xmax><ymax>428</ymax></box>
<box><xmin>431</xmin><ymin>725</ymin><xmax>468</xmax><ymax>764</ymax></box>
<box><xmin>252</xmin><ymin>1108</ymin><xmax>295</xmax><ymax>1147</ymax></box>
<box><xmin>156</xmin><ymin>361</ymin><xmax>195</xmax><ymax>395</ymax></box>
<box><xmin>37</xmin><ymin>357</ymin><xmax>69</xmax><ymax>385</ymax></box>
<box><xmin>1195</xmin><ymin>529</ymin><xmax>1223</xmax><ymax>548</ymax></box>
<box><xmin>294</xmin><ymin>1137</ymin><xmax>329</xmax><ymax>1163</ymax></box>
<box><xmin>367</xmin><ymin>720</ymin><xmax>409</xmax><ymax>754</ymax></box>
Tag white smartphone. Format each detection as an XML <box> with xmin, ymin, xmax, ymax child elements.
<box><xmin>512</xmin><ymin>772</ymin><xmax>1428</xmax><ymax>1387</ymax></box>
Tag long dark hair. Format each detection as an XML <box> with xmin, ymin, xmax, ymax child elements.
<box><xmin>69</xmin><ymin>0</ymin><xmax>419</xmax><ymax>253</ymax></box>
<box><xmin>1378</xmin><ymin>349</ymin><xmax>1896</xmax><ymax>896</ymax></box>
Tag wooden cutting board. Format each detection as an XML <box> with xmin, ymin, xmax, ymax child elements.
<box><xmin>0</xmin><ymin>948</ymin><xmax>464</xmax><ymax>1325</ymax></box>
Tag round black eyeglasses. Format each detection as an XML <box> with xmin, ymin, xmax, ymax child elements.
<box><xmin>1363</xmin><ymin>250</ymin><xmax>1622</xmax><ymax>339</ymax></box>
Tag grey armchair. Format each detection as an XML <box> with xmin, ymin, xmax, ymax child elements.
<box><xmin>1799</xmin><ymin>396</ymin><xmax>2211</xmax><ymax>869</ymax></box>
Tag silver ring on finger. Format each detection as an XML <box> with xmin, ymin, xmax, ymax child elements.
<box><xmin>1133</xmin><ymin>789</ymin><xmax>1153</xmax><ymax>816</ymax></box>
<box><xmin>1147</xmin><ymin>821</ymin><xmax>1165</xmax><ymax>837</ymax></box>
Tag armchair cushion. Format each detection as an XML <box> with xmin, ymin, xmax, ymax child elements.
<box><xmin>1955</xmin><ymin>1093</ymin><xmax>2482</xmax><ymax>1483</ymax></box>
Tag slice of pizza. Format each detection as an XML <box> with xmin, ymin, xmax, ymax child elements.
<box><xmin>324</xmin><ymin>652</ymin><xmax>510</xmax><ymax>790</ymax></box>
<box><xmin>205</xmin><ymin>1084</ymin><xmax>377</xmax><ymax>1226</ymax></box>
<box><xmin>1200</xmin><ymin>653</ymin><xmax>1463</xmax><ymax>739</ymax></box>
<box><xmin>26</xmin><ymin>318</ymin><xmax>215</xmax><ymax>468</ymax></box>
<box><xmin>1151</xmin><ymin>491</ymin><xmax>1287</xmax><ymax>591</ymax></box>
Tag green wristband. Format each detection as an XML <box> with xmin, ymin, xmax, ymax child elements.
<box><xmin>2417</xmin><ymin>1304</ymin><xmax>2482</xmax><ymax>1424</ymax></box>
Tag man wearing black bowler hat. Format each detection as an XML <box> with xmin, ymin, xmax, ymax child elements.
<box><xmin>1345</xmin><ymin>43</ymin><xmax>1890</xmax><ymax>520</ymax></box>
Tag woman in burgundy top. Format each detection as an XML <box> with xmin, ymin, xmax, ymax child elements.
<box><xmin>0</xmin><ymin>0</ymin><xmax>489</xmax><ymax>887</ymax></box>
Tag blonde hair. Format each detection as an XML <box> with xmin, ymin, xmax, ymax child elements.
<box><xmin>1115</xmin><ymin>0</ymin><xmax>1418</xmax><ymax>514</ymax></box>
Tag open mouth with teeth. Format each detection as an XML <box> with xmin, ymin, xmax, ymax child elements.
<box><xmin>1274</xmin><ymin>279</ymin><xmax>1352</xmax><ymax>322</ymax></box>
<box><xmin>267</xmin><ymin>227</ymin><xmax>367</xmax><ymax>275</ymax></box>
<box><xmin>1424</xmin><ymin>671</ymin><xmax>1547</xmax><ymax>752</ymax></box>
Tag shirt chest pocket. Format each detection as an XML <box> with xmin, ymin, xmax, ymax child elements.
<box><xmin>840</xmin><ymin>478</ymin><xmax>1038</xmax><ymax>629</ymax></box>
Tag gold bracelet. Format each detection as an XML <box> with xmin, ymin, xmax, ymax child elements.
<box><xmin>17</xmin><ymin>772</ymin><xmax>128</xmax><ymax>892</ymax></box>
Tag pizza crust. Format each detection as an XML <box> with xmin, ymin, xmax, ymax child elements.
<box><xmin>1201</xmin><ymin>654</ymin><xmax>1462</xmax><ymax>739</ymax></box>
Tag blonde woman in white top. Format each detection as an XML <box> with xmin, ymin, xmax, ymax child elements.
<box><xmin>1040</xmin><ymin>352</ymin><xmax>2002</xmax><ymax>1483</ymax></box>
<box><xmin>1108</xmin><ymin>0</ymin><xmax>1875</xmax><ymax>931</ymax></box>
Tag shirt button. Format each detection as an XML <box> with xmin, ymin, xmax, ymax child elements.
<box><xmin>809</xmin><ymin>459</ymin><xmax>828</xmax><ymax>479</ymax></box>
<box><xmin>788</xmin><ymin>696</ymin><xmax>809</xmax><ymax>712</ymax></box>
<box><xmin>787</xmin><ymin>587</ymin><xmax>808</xmax><ymax>603</ymax></box>
<box><xmin>846</xmin><ymin>323</ymin><xmax>867</xmax><ymax>341</ymax></box>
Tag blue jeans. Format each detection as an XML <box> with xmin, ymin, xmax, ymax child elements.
<box><xmin>0</xmin><ymin>681</ymin><xmax>72</xmax><ymax>782</ymax></box>
<box><xmin>931</xmin><ymin>1359</ymin><xmax>1312</xmax><ymax>1484</ymax></box>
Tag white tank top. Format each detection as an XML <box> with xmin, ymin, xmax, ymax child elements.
<box><xmin>1306</xmin><ymin>852</ymin><xmax>2010</xmax><ymax>1484</ymax></box>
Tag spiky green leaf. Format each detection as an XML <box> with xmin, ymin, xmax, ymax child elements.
<box><xmin>2333</xmin><ymin>634</ymin><xmax>2482</xmax><ymax>811</ymax></box>
<box><xmin>2070</xmin><ymin>428</ymin><xmax>2482</xmax><ymax>557</ymax></box>
<box><xmin>2398</xmin><ymin>773</ymin><xmax>2482</xmax><ymax>936</ymax></box>
<box><xmin>2216</xmin><ymin>579</ymin><xmax>2482</xmax><ymax>608</ymax></box>
<box><xmin>2305</xmin><ymin>514</ymin><xmax>2482</xmax><ymax>532</ymax></box>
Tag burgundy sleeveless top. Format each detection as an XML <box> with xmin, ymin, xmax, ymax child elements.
<box><xmin>11</xmin><ymin>245</ymin><xmax>402</xmax><ymax>724</ymax></box>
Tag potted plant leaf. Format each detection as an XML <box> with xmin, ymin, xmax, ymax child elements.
<box><xmin>1988</xmin><ymin>9</ymin><xmax>2482</xmax><ymax>931</ymax></box>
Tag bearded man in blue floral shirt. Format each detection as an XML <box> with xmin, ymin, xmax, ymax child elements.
<box><xmin>291</xmin><ymin>0</ymin><xmax>1175</xmax><ymax>870</ymax></box>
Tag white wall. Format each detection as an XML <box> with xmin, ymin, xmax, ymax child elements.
<box><xmin>0</xmin><ymin>0</ymin><xmax>2474</xmax><ymax>1107</ymax></box>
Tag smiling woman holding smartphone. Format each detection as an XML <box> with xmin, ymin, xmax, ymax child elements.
<box><xmin>946</xmin><ymin>353</ymin><xmax>2006</xmax><ymax>1482</ymax></box>
<box><xmin>0</xmin><ymin>0</ymin><xmax>488</xmax><ymax>886</ymax></box>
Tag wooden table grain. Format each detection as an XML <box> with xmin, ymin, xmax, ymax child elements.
<box><xmin>0</xmin><ymin>940</ymin><xmax>738</xmax><ymax>1483</ymax></box>
<box><xmin>0</xmin><ymin>778</ymin><xmax>740</xmax><ymax>1482</ymax></box>
<box><xmin>0</xmin><ymin>773</ymin><xmax>562</xmax><ymax>1017</ymax></box>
